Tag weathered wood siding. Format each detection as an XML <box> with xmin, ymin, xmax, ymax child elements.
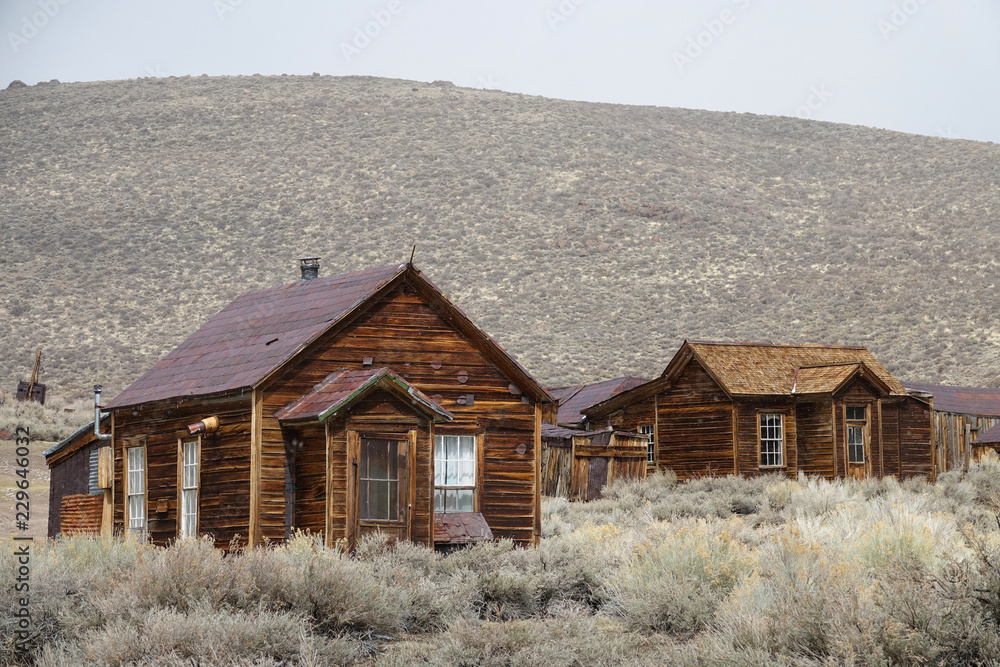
<box><xmin>656</xmin><ymin>360</ymin><xmax>734</xmax><ymax>480</ymax></box>
<box><xmin>932</xmin><ymin>412</ymin><xmax>1000</xmax><ymax>473</ymax></box>
<box><xmin>286</xmin><ymin>421</ymin><xmax>326</xmax><ymax>537</ymax></box>
<box><xmin>735</xmin><ymin>399</ymin><xmax>797</xmax><ymax>477</ymax></box>
<box><xmin>880</xmin><ymin>400</ymin><xmax>902</xmax><ymax>479</ymax></box>
<box><xmin>795</xmin><ymin>400</ymin><xmax>835</xmax><ymax>479</ymax></box>
<box><xmin>540</xmin><ymin>440</ymin><xmax>573</xmax><ymax>498</ymax></box>
<box><xmin>901</xmin><ymin>397</ymin><xmax>934</xmax><ymax>480</ymax></box>
<box><xmin>113</xmin><ymin>394</ymin><xmax>252</xmax><ymax>547</ymax></box>
<box><xmin>261</xmin><ymin>283</ymin><xmax>538</xmax><ymax>546</ymax></box>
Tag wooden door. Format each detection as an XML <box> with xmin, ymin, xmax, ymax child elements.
<box><xmin>586</xmin><ymin>457</ymin><xmax>609</xmax><ymax>501</ymax></box>
<box><xmin>350</xmin><ymin>436</ymin><xmax>409</xmax><ymax>546</ymax></box>
<box><xmin>846</xmin><ymin>424</ymin><xmax>868</xmax><ymax>479</ymax></box>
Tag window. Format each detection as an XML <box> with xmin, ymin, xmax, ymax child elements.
<box><xmin>126</xmin><ymin>447</ymin><xmax>145</xmax><ymax>533</ymax></box>
<box><xmin>435</xmin><ymin>435</ymin><xmax>476</xmax><ymax>512</ymax></box>
<box><xmin>180</xmin><ymin>440</ymin><xmax>199</xmax><ymax>538</ymax></box>
<box><xmin>359</xmin><ymin>438</ymin><xmax>401</xmax><ymax>521</ymax></box>
<box><xmin>759</xmin><ymin>413</ymin><xmax>784</xmax><ymax>467</ymax></box>
<box><xmin>638</xmin><ymin>424</ymin><xmax>655</xmax><ymax>463</ymax></box>
<box><xmin>847</xmin><ymin>406</ymin><xmax>867</xmax><ymax>464</ymax></box>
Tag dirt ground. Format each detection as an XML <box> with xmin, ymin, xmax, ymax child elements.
<box><xmin>0</xmin><ymin>436</ymin><xmax>52</xmax><ymax>542</ymax></box>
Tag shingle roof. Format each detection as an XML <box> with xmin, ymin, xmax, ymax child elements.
<box><xmin>686</xmin><ymin>341</ymin><xmax>907</xmax><ymax>396</ymax></box>
<box><xmin>546</xmin><ymin>376</ymin><xmax>650</xmax><ymax>425</ymax></box>
<box><xmin>975</xmin><ymin>421</ymin><xmax>1000</xmax><ymax>445</ymax></box>
<box><xmin>106</xmin><ymin>263</ymin><xmax>409</xmax><ymax>408</ymax></box>
<box><xmin>792</xmin><ymin>364</ymin><xmax>861</xmax><ymax>395</ymax></box>
<box><xmin>274</xmin><ymin>367</ymin><xmax>453</xmax><ymax>423</ymax></box>
<box><xmin>904</xmin><ymin>383</ymin><xmax>1000</xmax><ymax>417</ymax></box>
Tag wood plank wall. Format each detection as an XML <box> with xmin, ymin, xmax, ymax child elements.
<box><xmin>655</xmin><ymin>360</ymin><xmax>735</xmax><ymax>481</ymax></box>
<box><xmin>735</xmin><ymin>398</ymin><xmax>797</xmax><ymax>478</ymax></box>
<box><xmin>795</xmin><ymin>400</ymin><xmax>835</xmax><ymax>479</ymax></box>
<box><xmin>261</xmin><ymin>283</ymin><xmax>538</xmax><ymax>546</ymax></box>
<box><xmin>113</xmin><ymin>393</ymin><xmax>252</xmax><ymax>547</ymax></box>
<box><xmin>47</xmin><ymin>440</ymin><xmax>100</xmax><ymax>537</ymax></box>
<box><xmin>901</xmin><ymin>397</ymin><xmax>935</xmax><ymax>481</ymax></box>
<box><xmin>931</xmin><ymin>412</ymin><xmax>1000</xmax><ymax>473</ymax></box>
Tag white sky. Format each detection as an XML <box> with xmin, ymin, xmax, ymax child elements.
<box><xmin>1</xmin><ymin>0</ymin><xmax>998</xmax><ymax>143</ymax></box>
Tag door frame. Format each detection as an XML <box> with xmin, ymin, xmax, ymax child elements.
<box><xmin>344</xmin><ymin>428</ymin><xmax>417</xmax><ymax>549</ymax></box>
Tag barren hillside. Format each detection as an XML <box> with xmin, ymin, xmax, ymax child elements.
<box><xmin>1</xmin><ymin>74</ymin><xmax>998</xmax><ymax>400</ymax></box>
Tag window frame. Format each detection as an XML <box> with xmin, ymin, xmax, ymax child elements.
<box><xmin>846</xmin><ymin>405</ymin><xmax>868</xmax><ymax>465</ymax></box>
<box><xmin>124</xmin><ymin>445</ymin><xmax>146</xmax><ymax>534</ymax></box>
<box><xmin>638</xmin><ymin>424</ymin><xmax>655</xmax><ymax>464</ymax></box>
<box><xmin>758</xmin><ymin>412</ymin><xmax>785</xmax><ymax>468</ymax></box>
<box><xmin>177</xmin><ymin>438</ymin><xmax>201</xmax><ymax>539</ymax></box>
<box><xmin>434</xmin><ymin>433</ymin><xmax>480</xmax><ymax>514</ymax></box>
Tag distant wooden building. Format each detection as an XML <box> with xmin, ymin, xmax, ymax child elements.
<box><xmin>582</xmin><ymin>341</ymin><xmax>935</xmax><ymax>482</ymax></box>
<box><xmin>903</xmin><ymin>383</ymin><xmax>1000</xmax><ymax>472</ymax></box>
<box><xmin>540</xmin><ymin>423</ymin><xmax>647</xmax><ymax>500</ymax></box>
<box><xmin>973</xmin><ymin>421</ymin><xmax>1000</xmax><ymax>458</ymax></box>
<box><xmin>51</xmin><ymin>261</ymin><xmax>553</xmax><ymax>549</ymax></box>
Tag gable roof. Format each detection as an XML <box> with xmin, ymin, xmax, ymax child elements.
<box><xmin>975</xmin><ymin>421</ymin><xmax>1000</xmax><ymax>445</ymax></box>
<box><xmin>584</xmin><ymin>340</ymin><xmax>906</xmax><ymax>420</ymax></box>
<box><xmin>546</xmin><ymin>376</ymin><xmax>649</xmax><ymax>425</ymax></box>
<box><xmin>274</xmin><ymin>367</ymin><xmax>453</xmax><ymax>423</ymax></box>
<box><xmin>106</xmin><ymin>263</ymin><xmax>551</xmax><ymax>409</ymax></box>
<box><xmin>792</xmin><ymin>362</ymin><xmax>892</xmax><ymax>396</ymax></box>
<box><xmin>904</xmin><ymin>382</ymin><xmax>1000</xmax><ymax>417</ymax></box>
<box><xmin>683</xmin><ymin>341</ymin><xmax>906</xmax><ymax>396</ymax></box>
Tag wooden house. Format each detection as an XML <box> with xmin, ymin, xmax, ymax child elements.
<box><xmin>64</xmin><ymin>260</ymin><xmax>552</xmax><ymax>550</ymax></box>
<box><xmin>902</xmin><ymin>383</ymin><xmax>1000</xmax><ymax>472</ymax></box>
<box><xmin>582</xmin><ymin>341</ymin><xmax>935</xmax><ymax>482</ymax></box>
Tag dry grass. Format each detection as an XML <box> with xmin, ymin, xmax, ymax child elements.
<box><xmin>1</xmin><ymin>75</ymin><xmax>999</xmax><ymax>402</ymax></box>
<box><xmin>5</xmin><ymin>457</ymin><xmax>1000</xmax><ymax>665</ymax></box>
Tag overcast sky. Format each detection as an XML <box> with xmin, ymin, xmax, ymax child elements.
<box><xmin>2</xmin><ymin>0</ymin><xmax>998</xmax><ymax>143</ymax></box>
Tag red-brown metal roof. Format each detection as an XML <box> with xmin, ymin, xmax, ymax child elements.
<box><xmin>274</xmin><ymin>367</ymin><xmax>453</xmax><ymax>423</ymax></box>
<box><xmin>975</xmin><ymin>421</ymin><xmax>1000</xmax><ymax>444</ymax></box>
<box><xmin>546</xmin><ymin>376</ymin><xmax>650</xmax><ymax>425</ymax></box>
<box><xmin>106</xmin><ymin>263</ymin><xmax>407</xmax><ymax>408</ymax></box>
<box><xmin>905</xmin><ymin>383</ymin><xmax>1000</xmax><ymax>417</ymax></box>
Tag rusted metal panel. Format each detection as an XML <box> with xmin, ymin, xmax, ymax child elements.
<box><xmin>59</xmin><ymin>494</ymin><xmax>103</xmax><ymax>536</ymax></box>
<box><xmin>434</xmin><ymin>511</ymin><xmax>494</xmax><ymax>544</ymax></box>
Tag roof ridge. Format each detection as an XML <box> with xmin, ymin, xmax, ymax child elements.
<box><xmin>689</xmin><ymin>339</ymin><xmax>866</xmax><ymax>350</ymax></box>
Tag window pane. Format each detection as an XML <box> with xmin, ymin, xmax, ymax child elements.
<box><xmin>459</xmin><ymin>461</ymin><xmax>475</xmax><ymax>486</ymax></box>
<box><xmin>435</xmin><ymin>488</ymin><xmax>444</xmax><ymax>513</ymax></box>
<box><xmin>456</xmin><ymin>488</ymin><xmax>474</xmax><ymax>511</ymax></box>
<box><xmin>847</xmin><ymin>406</ymin><xmax>866</xmax><ymax>421</ymax></box>
<box><xmin>447</xmin><ymin>436</ymin><xmax>459</xmax><ymax>460</ymax></box>
<box><xmin>445</xmin><ymin>489</ymin><xmax>457</xmax><ymax>512</ymax></box>
<box><xmin>459</xmin><ymin>436</ymin><xmax>475</xmax><ymax>460</ymax></box>
<box><xmin>445</xmin><ymin>460</ymin><xmax>458</xmax><ymax>486</ymax></box>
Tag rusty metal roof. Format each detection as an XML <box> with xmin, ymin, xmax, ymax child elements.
<box><xmin>546</xmin><ymin>376</ymin><xmax>650</xmax><ymax>425</ymax></box>
<box><xmin>905</xmin><ymin>382</ymin><xmax>1000</xmax><ymax>416</ymax></box>
<box><xmin>106</xmin><ymin>263</ymin><xmax>407</xmax><ymax>409</ymax></box>
<box><xmin>274</xmin><ymin>367</ymin><xmax>453</xmax><ymax>423</ymax></box>
<box><xmin>686</xmin><ymin>341</ymin><xmax>907</xmax><ymax>396</ymax></box>
<box><xmin>433</xmin><ymin>511</ymin><xmax>494</xmax><ymax>544</ymax></box>
<box><xmin>975</xmin><ymin>421</ymin><xmax>1000</xmax><ymax>444</ymax></box>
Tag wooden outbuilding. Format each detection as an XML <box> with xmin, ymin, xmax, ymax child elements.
<box><xmin>582</xmin><ymin>341</ymin><xmax>935</xmax><ymax>482</ymax></box>
<box><xmin>540</xmin><ymin>423</ymin><xmax>647</xmax><ymax>500</ymax></box>
<box><xmin>43</xmin><ymin>416</ymin><xmax>113</xmax><ymax>538</ymax></box>
<box><xmin>973</xmin><ymin>421</ymin><xmax>1000</xmax><ymax>459</ymax></box>
<box><xmin>63</xmin><ymin>260</ymin><xmax>552</xmax><ymax>550</ymax></box>
<box><xmin>903</xmin><ymin>382</ymin><xmax>1000</xmax><ymax>472</ymax></box>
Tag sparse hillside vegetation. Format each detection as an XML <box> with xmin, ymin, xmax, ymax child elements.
<box><xmin>1</xmin><ymin>75</ymin><xmax>999</xmax><ymax>399</ymax></box>
<box><xmin>5</xmin><ymin>460</ymin><xmax>1000</xmax><ymax>665</ymax></box>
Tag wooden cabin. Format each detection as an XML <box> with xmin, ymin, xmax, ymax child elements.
<box><xmin>540</xmin><ymin>423</ymin><xmax>647</xmax><ymax>500</ymax></box>
<box><xmin>73</xmin><ymin>260</ymin><xmax>552</xmax><ymax>550</ymax></box>
<box><xmin>903</xmin><ymin>382</ymin><xmax>1000</xmax><ymax>472</ymax></box>
<box><xmin>582</xmin><ymin>341</ymin><xmax>935</xmax><ymax>482</ymax></box>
